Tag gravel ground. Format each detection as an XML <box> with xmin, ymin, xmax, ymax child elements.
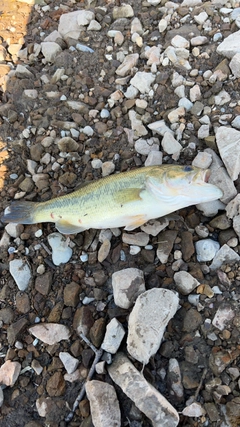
<box><xmin>1</xmin><ymin>0</ymin><xmax>240</xmax><ymax>426</ymax></box>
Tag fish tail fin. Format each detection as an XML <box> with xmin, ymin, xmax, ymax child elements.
<box><xmin>1</xmin><ymin>201</ymin><xmax>36</xmax><ymax>224</ymax></box>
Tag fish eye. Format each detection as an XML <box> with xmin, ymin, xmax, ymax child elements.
<box><xmin>183</xmin><ymin>165</ymin><xmax>193</xmax><ymax>172</ymax></box>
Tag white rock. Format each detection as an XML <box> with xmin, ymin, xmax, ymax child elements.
<box><xmin>124</xmin><ymin>85</ymin><xmax>139</xmax><ymax>99</ymax></box>
<box><xmin>215</xmin><ymin>90</ymin><xmax>231</xmax><ymax>105</ymax></box>
<box><xmin>174</xmin><ymin>85</ymin><xmax>185</xmax><ymax>98</ymax></box>
<box><xmin>145</xmin><ymin>45</ymin><xmax>161</xmax><ymax>65</ymax></box>
<box><xmin>59</xmin><ymin>352</ymin><xmax>79</xmax><ymax>374</ymax></box>
<box><xmin>129</xmin><ymin>110</ymin><xmax>148</xmax><ymax>137</ymax></box>
<box><xmin>85</xmin><ymin>380</ymin><xmax>121</xmax><ymax>427</ymax></box>
<box><xmin>9</xmin><ymin>259</ymin><xmax>31</xmax><ymax>291</ymax></box>
<box><xmin>194</xmin><ymin>11</ymin><xmax>208</xmax><ymax>24</ymax></box>
<box><xmin>197</xmin><ymin>199</ymin><xmax>226</xmax><ymax>216</ymax></box>
<box><xmin>108</xmin><ymin>353</ymin><xmax>179</xmax><ymax>427</ymax></box>
<box><xmin>144</xmin><ymin>150</ymin><xmax>163</xmax><ymax>166</ymax></box>
<box><xmin>127</xmin><ymin>289</ymin><xmax>179</xmax><ymax>364</ymax></box>
<box><xmin>131</xmin><ymin>17</ymin><xmax>143</xmax><ymax>35</ymax></box>
<box><xmin>129</xmin><ymin>245</ymin><xmax>141</xmax><ymax>255</ymax></box>
<box><xmin>212</xmin><ymin>305</ymin><xmax>235</xmax><ymax>331</ymax></box>
<box><xmin>112</xmin><ymin>268</ymin><xmax>146</xmax><ymax>309</ymax></box>
<box><xmin>44</xmin><ymin>30</ymin><xmax>61</xmax><ymax>43</ymax></box>
<box><xmin>113</xmin><ymin>4</ymin><xmax>134</xmax><ymax>19</ymax></box>
<box><xmin>157</xmin><ymin>230</ymin><xmax>177</xmax><ymax>263</ymax></box>
<box><xmin>233</xmin><ymin>215</ymin><xmax>240</xmax><ymax>238</ymax></box>
<box><xmin>216</xmin><ymin>126</ymin><xmax>240</xmax><ymax>180</ymax></box>
<box><xmin>135</xmin><ymin>137</ymin><xmax>159</xmax><ymax>155</ymax></box>
<box><xmin>0</xmin><ymin>361</ymin><xmax>21</xmax><ymax>386</ymax></box>
<box><xmin>58</xmin><ymin>10</ymin><xmax>85</xmax><ymax>39</ymax></box>
<box><xmin>178</xmin><ymin>97</ymin><xmax>193</xmax><ymax>111</ymax></box>
<box><xmin>195</xmin><ymin>239</ymin><xmax>220</xmax><ymax>262</ymax></box>
<box><xmin>15</xmin><ymin>64</ymin><xmax>34</xmax><ymax>78</ymax></box>
<box><xmin>41</xmin><ymin>42</ymin><xmax>62</xmax><ymax>62</ymax></box>
<box><xmin>159</xmin><ymin>18</ymin><xmax>168</xmax><ymax>32</ymax></box>
<box><xmin>168</xmin><ymin>106</ymin><xmax>185</xmax><ymax>123</ymax></box>
<box><xmin>116</xmin><ymin>53</ymin><xmax>139</xmax><ymax>77</ymax></box>
<box><xmin>190</xmin><ymin>36</ymin><xmax>208</xmax><ymax>46</ymax></box>
<box><xmin>182</xmin><ymin>402</ymin><xmax>206</xmax><ymax>417</ymax></box>
<box><xmin>171</xmin><ymin>35</ymin><xmax>189</xmax><ymax>49</ymax></box>
<box><xmin>47</xmin><ymin>233</ymin><xmax>73</xmax><ymax>266</ymax></box>
<box><xmin>229</xmin><ymin>53</ymin><xmax>240</xmax><ymax>78</ymax></box>
<box><xmin>82</xmin><ymin>125</ymin><xmax>94</xmax><ymax>136</ymax></box>
<box><xmin>77</xmin><ymin>10</ymin><xmax>95</xmax><ymax>26</ymax></box>
<box><xmin>148</xmin><ymin>119</ymin><xmax>173</xmax><ymax>136</ymax></box>
<box><xmin>198</xmin><ymin>124</ymin><xmax>210</xmax><ymax>139</ymax></box>
<box><xmin>189</xmin><ymin>85</ymin><xmax>201</xmax><ymax>102</ymax></box>
<box><xmin>101</xmin><ymin>161</ymin><xmax>115</xmax><ymax>177</ymax></box>
<box><xmin>174</xmin><ymin>271</ymin><xmax>200</xmax><ymax>295</ymax></box>
<box><xmin>87</xmin><ymin>20</ymin><xmax>101</xmax><ymax>31</ymax></box>
<box><xmin>5</xmin><ymin>223</ymin><xmax>24</xmax><ymax>238</ymax></box>
<box><xmin>130</xmin><ymin>71</ymin><xmax>156</xmax><ymax>94</ymax></box>
<box><xmin>192</xmin><ymin>152</ymin><xmax>212</xmax><ymax>168</ymax></box>
<box><xmin>217</xmin><ymin>30</ymin><xmax>240</xmax><ymax>58</ymax></box>
<box><xmin>161</xmin><ymin>132</ymin><xmax>182</xmax><ymax>154</ymax></box>
<box><xmin>231</xmin><ymin>116</ymin><xmax>240</xmax><ymax>129</ymax></box>
<box><xmin>210</xmin><ymin>244</ymin><xmax>240</xmax><ymax>270</ymax></box>
<box><xmin>29</xmin><ymin>323</ymin><xmax>70</xmax><ymax>345</ymax></box>
<box><xmin>101</xmin><ymin>318</ymin><xmax>125</xmax><ymax>354</ymax></box>
<box><xmin>24</xmin><ymin>89</ymin><xmax>38</xmax><ymax>99</ymax></box>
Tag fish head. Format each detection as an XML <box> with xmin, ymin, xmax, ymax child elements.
<box><xmin>148</xmin><ymin>165</ymin><xmax>223</xmax><ymax>207</ymax></box>
<box><xmin>163</xmin><ymin>165</ymin><xmax>223</xmax><ymax>203</ymax></box>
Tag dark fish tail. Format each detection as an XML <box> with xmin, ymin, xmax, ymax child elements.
<box><xmin>1</xmin><ymin>201</ymin><xmax>36</xmax><ymax>224</ymax></box>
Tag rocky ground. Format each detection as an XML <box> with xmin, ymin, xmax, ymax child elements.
<box><xmin>1</xmin><ymin>0</ymin><xmax>240</xmax><ymax>426</ymax></box>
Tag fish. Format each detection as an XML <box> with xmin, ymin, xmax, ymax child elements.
<box><xmin>1</xmin><ymin>165</ymin><xmax>223</xmax><ymax>235</ymax></box>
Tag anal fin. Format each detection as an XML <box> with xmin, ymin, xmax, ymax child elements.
<box><xmin>124</xmin><ymin>214</ymin><xmax>148</xmax><ymax>231</ymax></box>
<box><xmin>55</xmin><ymin>219</ymin><xmax>87</xmax><ymax>235</ymax></box>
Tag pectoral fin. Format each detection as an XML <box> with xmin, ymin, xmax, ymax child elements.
<box><xmin>114</xmin><ymin>188</ymin><xmax>143</xmax><ymax>205</ymax></box>
<box><xmin>55</xmin><ymin>219</ymin><xmax>87</xmax><ymax>235</ymax></box>
<box><xmin>124</xmin><ymin>214</ymin><xmax>148</xmax><ymax>231</ymax></box>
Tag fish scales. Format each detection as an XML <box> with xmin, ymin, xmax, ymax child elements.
<box><xmin>1</xmin><ymin>165</ymin><xmax>223</xmax><ymax>234</ymax></box>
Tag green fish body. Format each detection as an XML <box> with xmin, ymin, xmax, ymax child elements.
<box><xmin>1</xmin><ymin>165</ymin><xmax>223</xmax><ymax>234</ymax></box>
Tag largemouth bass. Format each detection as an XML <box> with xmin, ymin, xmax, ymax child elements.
<box><xmin>1</xmin><ymin>165</ymin><xmax>223</xmax><ymax>235</ymax></box>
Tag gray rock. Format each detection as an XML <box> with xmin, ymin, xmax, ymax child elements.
<box><xmin>148</xmin><ymin>120</ymin><xmax>173</xmax><ymax>136</ymax></box>
<box><xmin>157</xmin><ymin>230</ymin><xmax>178</xmax><ymax>263</ymax></box>
<box><xmin>216</xmin><ymin>126</ymin><xmax>240</xmax><ymax>181</ymax></box>
<box><xmin>127</xmin><ymin>289</ymin><xmax>179</xmax><ymax>364</ymax></box>
<box><xmin>112</xmin><ymin>268</ymin><xmax>146</xmax><ymax>309</ymax></box>
<box><xmin>5</xmin><ymin>223</ymin><xmax>24</xmax><ymax>238</ymax></box>
<box><xmin>225</xmin><ymin>194</ymin><xmax>240</xmax><ymax>218</ymax></box>
<box><xmin>231</xmin><ymin>115</ymin><xmax>240</xmax><ymax>129</ymax></box>
<box><xmin>85</xmin><ymin>380</ymin><xmax>121</xmax><ymax>427</ymax></box>
<box><xmin>196</xmin><ymin>200</ymin><xmax>226</xmax><ymax>217</ymax></box>
<box><xmin>101</xmin><ymin>318</ymin><xmax>125</xmax><ymax>354</ymax></box>
<box><xmin>9</xmin><ymin>259</ymin><xmax>31</xmax><ymax>291</ymax></box>
<box><xmin>129</xmin><ymin>111</ymin><xmax>148</xmax><ymax>137</ymax></box>
<box><xmin>113</xmin><ymin>4</ymin><xmax>134</xmax><ymax>19</ymax></box>
<box><xmin>108</xmin><ymin>353</ymin><xmax>179</xmax><ymax>427</ymax></box>
<box><xmin>141</xmin><ymin>218</ymin><xmax>169</xmax><ymax>236</ymax></box>
<box><xmin>174</xmin><ymin>271</ymin><xmax>200</xmax><ymax>295</ymax></box>
<box><xmin>217</xmin><ymin>29</ymin><xmax>240</xmax><ymax>58</ymax></box>
<box><xmin>195</xmin><ymin>239</ymin><xmax>220</xmax><ymax>262</ymax></box>
<box><xmin>210</xmin><ymin>244</ymin><xmax>240</xmax><ymax>270</ymax></box>
<box><xmin>122</xmin><ymin>232</ymin><xmax>149</xmax><ymax>246</ymax></box>
<box><xmin>205</xmin><ymin>148</ymin><xmax>237</xmax><ymax>204</ymax></box>
<box><xmin>168</xmin><ymin>358</ymin><xmax>184</xmax><ymax>402</ymax></box>
<box><xmin>212</xmin><ymin>304</ymin><xmax>235</xmax><ymax>331</ymax></box>
<box><xmin>144</xmin><ymin>150</ymin><xmax>163</xmax><ymax>166</ymax></box>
